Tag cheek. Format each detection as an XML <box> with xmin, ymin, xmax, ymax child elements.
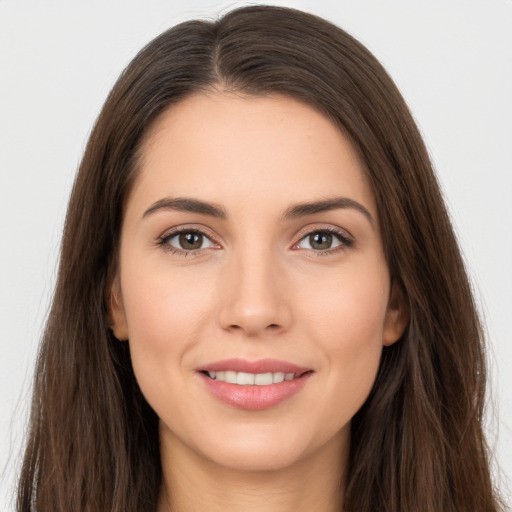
<box><xmin>119</xmin><ymin>261</ymin><xmax>214</xmax><ymax>382</ymax></box>
<box><xmin>296</xmin><ymin>263</ymin><xmax>389</xmax><ymax>411</ymax></box>
<box><xmin>122</xmin><ymin>258</ymin><xmax>211</xmax><ymax>333</ymax></box>
<box><xmin>300</xmin><ymin>261</ymin><xmax>389</xmax><ymax>343</ymax></box>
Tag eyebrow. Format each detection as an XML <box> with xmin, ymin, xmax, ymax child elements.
<box><xmin>142</xmin><ymin>196</ymin><xmax>373</xmax><ymax>225</ymax></box>
<box><xmin>142</xmin><ymin>197</ymin><xmax>227</xmax><ymax>219</ymax></box>
<box><xmin>282</xmin><ymin>197</ymin><xmax>374</xmax><ymax>225</ymax></box>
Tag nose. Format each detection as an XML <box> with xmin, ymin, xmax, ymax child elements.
<box><xmin>217</xmin><ymin>249</ymin><xmax>292</xmax><ymax>337</ymax></box>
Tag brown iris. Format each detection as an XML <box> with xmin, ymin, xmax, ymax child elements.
<box><xmin>179</xmin><ymin>232</ymin><xmax>203</xmax><ymax>250</ymax></box>
<box><xmin>309</xmin><ymin>232</ymin><xmax>333</xmax><ymax>250</ymax></box>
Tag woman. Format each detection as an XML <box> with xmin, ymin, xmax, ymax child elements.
<box><xmin>16</xmin><ymin>5</ymin><xmax>504</xmax><ymax>511</ymax></box>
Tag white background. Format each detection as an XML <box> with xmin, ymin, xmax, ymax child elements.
<box><xmin>1</xmin><ymin>1</ymin><xmax>511</xmax><ymax>510</ymax></box>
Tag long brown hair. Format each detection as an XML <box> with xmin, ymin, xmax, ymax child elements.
<box><xmin>17</xmin><ymin>5</ymin><xmax>503</xmax><ymax>511</ymax></box>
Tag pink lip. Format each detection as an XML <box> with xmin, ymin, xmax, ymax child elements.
<box><xmin>197</xmin><ymin>358</ymin><xmax>311</xmax><ymax>375</ymax></box>
<box><xmin>196</xmin><ymin>358</ymin><xmax>313</xmax><ymax>410</ymax></box>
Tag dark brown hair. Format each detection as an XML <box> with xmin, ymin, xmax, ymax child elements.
<box><xmin>17</xmin><ymin>5</ymin><xmax>503</xmax><ymax>511</ymax></box>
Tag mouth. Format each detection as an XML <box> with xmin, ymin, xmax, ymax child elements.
<box><xmin>201</xmin><ymin>370</ymin><xmax>310</xmax><ymax>385</ymax></box>
<box><xmin>197</xmin><ymin>359</ymin><xmax>313</xmax><ymax>410</ymax></box>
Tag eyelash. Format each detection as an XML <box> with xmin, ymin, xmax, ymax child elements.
<box><xmin>156</xmin><ymin>226</ymin><xmax>354</xmax><ymax>257</ymax></box>
<box><xmin>294</xmin><ymin>227</ymin><xmax>354</xmax><ymax>257</ymax></box>
<box><xmin>156</xmin><ymin>227</ymin><xmax>217</xmax><ymax>257</ymax></box>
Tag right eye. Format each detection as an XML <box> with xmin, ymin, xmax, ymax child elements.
<box><xmin>158</xmin><ymin>229</ymin><xmax>217</xmax><ymax>254</ymax></box>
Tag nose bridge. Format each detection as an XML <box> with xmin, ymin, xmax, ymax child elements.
<box><xmin>218</xmin><ymin>239</ymin><xmax>290</xmax><ymax>336</ymax></box>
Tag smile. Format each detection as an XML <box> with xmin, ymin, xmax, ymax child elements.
<box><xmin>205</xmin><ymin>371</ymin><xmax>297</xmax><ymax>385</ymax></box>
<box><xmin>197</xmin><ymin>359</ymin><xmax>313</xmax><ymax>410</ymax></box>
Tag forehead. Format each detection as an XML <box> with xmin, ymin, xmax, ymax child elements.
<box><xmin>129</xmin><ymin>92</ymin><xmax>377</xmax><ymax>220</ymax></box>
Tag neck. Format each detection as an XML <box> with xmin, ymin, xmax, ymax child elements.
<box><xmin>157</xmin><ymin>425</ymin><xmax>348</xmax><ymax>512</ymax></box>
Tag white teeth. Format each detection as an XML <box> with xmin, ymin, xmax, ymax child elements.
<box><xmin>225</xmin><ymin>371</ymin><xmax>237</xmax><ymax>384</ymax></box>
<box><xmin>272</xmin><ymin>372</ymin><xmax>285</xmax><ymax>383</ymax></box>
<box><xmin>207</xmin><ymin>370</ymin><xmax>298</xmax><ymax>385</ymax></box>
<box><xmin>236</xmin><ymin>372</ymin><xmax>255</xmax><ymax>385</ymax></box>
<box><xmin>255</xmin><ymin>372</ymin><xmax>273</xmax><ymax>385</ymax></box>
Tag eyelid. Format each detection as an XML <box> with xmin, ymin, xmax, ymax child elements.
<box><xmin>158</xmin><ymin>223</ymin><xmax>220</xmax><ymax>241</ymax></box>
<box><xmin>156</xmin><ymin>225</ymin><xmax>222</xmax><ymax>255</ymax></box>
<box><xmin>291</xmin><ymin>224</ymin><xmax>354</xmax><ymax>253</ymax></box>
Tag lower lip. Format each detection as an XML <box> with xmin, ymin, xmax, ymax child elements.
<box><xmin>199</xmin><ymin>372</ymin><xmax>312</xmax><ymax>410</ymax></box>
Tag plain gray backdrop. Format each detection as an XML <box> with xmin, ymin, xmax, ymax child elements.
<box><xmin>1</xmin><ymin>1</ymin><xmax>511</xmax><ymax>510</ymax></box>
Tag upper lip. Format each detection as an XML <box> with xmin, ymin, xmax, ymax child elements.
<box><xmin>196</xmin><ymin>358</ymin><xmax>311</xmax><ymax>375</ymax></box>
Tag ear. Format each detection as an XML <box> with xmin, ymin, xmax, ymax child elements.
<box><xmin>108</xmin><ymin>276</ymin><xmax>129</xmax><ymax>341</ymax></box>
<box><xmin>383</xmin><ymin>282</ymin><xmax>409</xmax><ymax>346</ymax></box>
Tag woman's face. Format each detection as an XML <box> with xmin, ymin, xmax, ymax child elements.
<box><xmin>111</xmin><ymin>92</ymin><xmax>405</xmax><ymax>472</ymax></box>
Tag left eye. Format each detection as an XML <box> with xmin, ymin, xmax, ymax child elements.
<box><xmin>296</xmin><ymin>231</ymin><xmax>345</xmax><ymax>251</ymax></box>
<box><xmin>165</xmin><ymin>231</ymin><xmax>216</xmax><ymax>251</ymax></box>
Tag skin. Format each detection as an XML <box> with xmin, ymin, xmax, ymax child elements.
<box><xmin>110</xmin><ymin>92</ymin><xmax>407</xmax><ymax>512</ymax></box>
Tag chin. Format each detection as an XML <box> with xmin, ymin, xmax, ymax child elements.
<box><xmin>188</xmin><ymin>420</ymin><xmax>347</xmax><ymax>474</ymax></box>
<box><xmin>205</xmin><ymin>440</ymin><xmax>309</xmax><ymax>472</ymax></box>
